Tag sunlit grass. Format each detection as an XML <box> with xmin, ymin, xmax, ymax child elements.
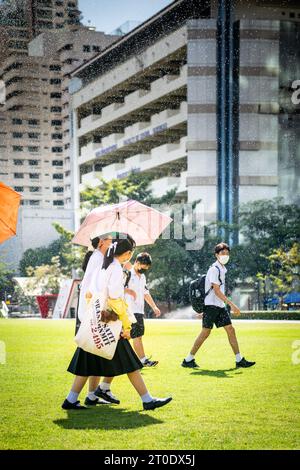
<box><xmin>0</xmin><ymin>319</ymin><xmax>299</xmax><ymax>450</ymax></box>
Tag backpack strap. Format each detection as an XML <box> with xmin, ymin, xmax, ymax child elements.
<box><xmin>205</xmin><ymin>265</ymin><xmax>223</xmax><ymax>297</ymax></box>
<box><xmin>124</xmin><ymin>269</ymin><xmax>132</xmax><ymax>289</ymax></box>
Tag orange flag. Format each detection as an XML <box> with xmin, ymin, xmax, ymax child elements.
<box><xmin>0</xmin><ymin>182</ymin><xmax>21</xmax><ymax>244</ymax></box>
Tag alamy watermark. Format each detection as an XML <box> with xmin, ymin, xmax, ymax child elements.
<box><xmin>0</xmin><ymin>79</ymin><xmax>6</xmax><ymax>105</ymax></box>
<box><xmin>98</xmin><ymin>200</ymin><xmax>206</xmax><ymax>251</ymax></box>
<box><xmin>291</xmin><ymin>340</ymin><xmax>300</xmax><ymax>365</ymax></box>
<box><xmin>291</xmin><ymin>80</ymin><xmax>300</xmax><ymax>105</ymax></box>
<box><xmin>0</xmin><ymin>341</ymin><xmax>6</xmax><ymax>365</ymax></box>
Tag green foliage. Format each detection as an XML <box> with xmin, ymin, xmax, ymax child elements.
<box><xmin>26</xmin><ymin>256</ymin><xmax>66</xmax><ymax>295</ymax></box>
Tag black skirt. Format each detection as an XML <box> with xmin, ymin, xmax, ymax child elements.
<box><xmin>67</xmin><ymin>338</ymin><xmax>143</xmax><ymax>377</ymax></box>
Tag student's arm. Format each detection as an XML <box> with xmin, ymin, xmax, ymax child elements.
<box><xmin>125</xmin><ymin>288</ymin><xmax>137</xmax><ymax>300</ymax></box>
<box><xmin>212</xmin><ymin>284</ymin><xmax>240</xmax><ymax>315</ymax></box>
<box><xmin>144</xmin><ymin>293</ymin><xmax>161</xmax><ymax>317</ymax></box>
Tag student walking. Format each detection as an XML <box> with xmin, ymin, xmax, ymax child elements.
<box><xmin>73</xmin><ymin>233</ymin><xmax>120</xmax><ymax>406</ymax></box>
<box><xmin>125</xmin><ymin>252</ymin><xmax>161</xmax><ymax>367</ymax></box>
<box><xmin>62</xmin><ymin>235</ymin><xmax>172</xmax><ymax>411</ymax></box>
<box><xmin>182</xmin><ymin>242</ymin><xmax>256</xmax><ymax>369</ymax></box>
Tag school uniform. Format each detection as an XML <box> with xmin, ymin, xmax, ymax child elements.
<box><xmin>125</xmin><ymin>267</ymin><xmax>149</xmax><ymax>339</ymax></box>
<box><xmin>203</xmin><ymin>260</ymin><xmax>232</xmax><ymax>329</ymax></box>
<box><xmin>77</xmin><ymin>250</ymin><xmax>104</xmax><ymax>324</ymax></box>
<box><xmin>68</xmin><ymin>258</ymin><xmax>143</xmax><ymax>377</ymax></box>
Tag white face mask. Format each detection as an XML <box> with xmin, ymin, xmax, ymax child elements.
<box><xmin>218</xmin><ymin>255</ymin><xmax>230</xmax><ymax>265</ymax></box>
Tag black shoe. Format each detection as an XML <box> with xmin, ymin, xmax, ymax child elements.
<box><xmin>236</xmin><ymin>357</ymin><xmax>256</xmax><ymax>368</ymax></box>
<box><xmin>143</xmin><ymin>359</ymin><xmax>159</xmax><ymax>367</ymax></box>
<box><xmin>94</xmin><ymin>387</ymin><xmax>120</xmax><ymax>405</ymax></box>
<box><xmin>62</xmin><ymin>399</ymin><xmax>87</xmax><ymax>410</ymax></box>
<box><xmin>143</xmin><ymin>397</ymin><xmax>172</xmax><ymax>411</ymax></box>
<box><xmin>181</xmin><ymin>359</ymin><xmax>199</xmax><ymax>369</ymax></box>
<box><xmin>84</xmin><ymin>396</ymin><xmax>110</xmax><ymax>406</ymax></box>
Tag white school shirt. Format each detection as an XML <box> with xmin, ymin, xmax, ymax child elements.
<box><xmin>204</xmin><ymin>260</ymin><xmax>227</xmax><ymax>308</ymax></box>
<box><xmin>97</xmin><ymin>258</ymin><xmax>125</xmax><ymax>309</ymax></box>
<box><xmin>78</xmin><ymin>250</ymin><xmax>104</xmax><ymax>321</ymax></box>
<box><xmin>125</xmin><ymin>267</ymin><xmax>149</xmax><ymax>315</ymax></box>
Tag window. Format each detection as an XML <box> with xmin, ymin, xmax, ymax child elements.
<box><xmin>28</xmin><ymin>133</ymin><xmax>40</xmax><ymax>139</ymax></box>
<box><xmin>13</xmin><ymin>146</ymin><xmax>23</xmax><ymax>152</ymax></box>
<box><xmin>53</xmin><ymin>187</ymin><xmax>64</xmax><ymax>193</ymax></box>
<box><xmin>52</xmin><ymin>147</ymin><xmax>63</xmax><ymax>153</ymax></box>
<box><xmin>49</xmin><ymin>64</ymin><xmax>61</xmax><ymax>72</ymax></box>
<box><xmin>52</xmin><ymin>160</ymin><xmax>63</xmax><ymax>166</ymax></box>
<box><xmin>29</xmin><ymin>200</ymin><xmax>40</xmax><ymax>206</ymax></box>
<box><xmin>12</xmin><ymin>118</ymin><xmax>22</xmax><ymax>125</ymax></box>
<box><xmin>51</xmin><ymin>120</ymin><xmax>62</xmax><ymax>126</ymax></box>
<box><xmin>28</xmin><ymin>147</ymin><xmax>39</xmax><ymax>153</ymax></box>
<box><xmin>83</xmin><ymin>45</ymin><xmax>91</xmax><ymax>53</ymax></box>
<box><xmin>13</xmin><ymin>159</ymin><xmax>24</xmax><ymax>165</ymax></box>
<box><xmin>56</xmin><ymin>11</ymin><xmax>63</xmax><ymax>17</ymax></box>
<box><xmin>52</xmin><ymin>133</ymin><xmax>63</xmax><ymax>139</ymax></box>
<box><xmin>53</xmin><ymin>200</ymin><xmax>64</xmax><ymax>206</ymax></box>
<box><xmin>28</xmin><ymin>119</ymin><xmax>39</xmax><ymax>126</ymax></box>
<box><xmin>29</xmin><ymin>187</ymin><xmax>40</xmax><ymax>193</ymax></box>
<box><xmin>50</xmin><ymin>92</ymin><xmax>62</xmax><ymax>99</ymax></box>
<box><xmin>12</xmin><ymin>132</ymin><xmax>23</xmax><ymax>138</ymax></box>
<box><xmin>14</xmin><ymin>173</ymin><xmax>24</xmax><ymax>179</ymax></box>
<box><xmin>14</xmin><ymin>186</ymin><xmax>24</xmax><ymax>192</ymax></box>
<box><xmin>29</xmin><ymin>160</ymin><xmax>39</xmax><ymax>166</ymax></box>
<box><xmin>50</xmin><ymin>78</ymin><xmax>62</xmax><ymax>85</ymax></box>
<box><xmin>29</xmin><ymin>173</ymin><xmax>39</xmax><ymax>180</ymax></box>
<box><xmin>53</xmin><ymin>173</ymin><xmax>63</xmax><ymax>180</ymax></box>
<box><xmin>93</xmin><ymin>46</ymin><xmax>101</xmax><ymax>52</ymax></box>
<box><xmin>51</xmin><ymin>107</ymin><xmax>62</xmax><ymax>113</ymax></box>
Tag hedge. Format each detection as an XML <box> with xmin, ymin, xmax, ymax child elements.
<box><xmin>231</xmin><ymin>310</ymin><xmax>300</xmax><ymax>320</ymax></box>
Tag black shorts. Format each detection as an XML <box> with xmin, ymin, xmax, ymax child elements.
<box><xmin>130</xmin><ymin>313</ymin><xmax>145</xmax><ymax>339</ymax></box>
<box><xmin>203</xmin><ymin>305</ymin><xmax>232</xmax><ymax>329</ymax></box>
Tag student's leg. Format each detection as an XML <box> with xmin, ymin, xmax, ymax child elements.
<box><xmin>88</xmin><ymin>376</ymin><xmax>101</xmax><ymax>392</ymax></box>
<box><xmin>65</xmin><ymin>375</ymin><xmax>88</xmax><ymax>404</ymax></box>
<box><xmin>71</xmin><ymin>375</ymin><xmax>88</xmax><ymax>393</ymax></box>
<box><xmin>94</xmin><ymin>377</ymin><xmax>119</xmax><ymax>404</ymax></box>
<box><xmin>127</xmin><ymin>370</ymin><xmax>172</xmax><ymax>409</ymax></box>
<box><xmin>190</xmin><ymin>327</ymin><xmax>211</xmax><ymax>356</ymax></box>
<box><xmin>223</xmin><ymin>324</ymin><xmax>240</xmax><ymax>355</ymax></box>
<box><xmin>183</xmin><ymin>327</ymin><xmax>211</xmax><ymax>366</ymax></box>
<box><xmin>223</xmin><ymin>324</ymin><xmax>256</xmax><ymax>367</ymax></box>
<box><xmin>133</xmin><ymin>336</ymin><xmax>145</xmax><ymax>360</ymax></box>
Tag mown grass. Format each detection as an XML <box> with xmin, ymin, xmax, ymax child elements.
<box><xmin>0</xmin><ymin>319</ymin><xmax>299</xmax><ymax>450</ymax></box>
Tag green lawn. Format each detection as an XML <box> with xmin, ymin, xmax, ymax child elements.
<box><xmin>0</xmin><ymin>318</ymin><xmax>299</xmax><ymax>450</ymax></box>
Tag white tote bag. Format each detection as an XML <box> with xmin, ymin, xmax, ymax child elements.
<box><xmin>74</xmin><ymin>294</ymin><xmax>122</xmax><ymax>360</ymax></box>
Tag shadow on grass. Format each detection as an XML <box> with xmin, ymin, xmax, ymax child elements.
<box><xmin>54</xmin><ymin>406</ymin><xmax>163</xmax><ymax>430</ymax></box>
<box><xmin>190</xmin><ymin>368</ymin><xmax>242</xmax><ymax>378</ymax></box>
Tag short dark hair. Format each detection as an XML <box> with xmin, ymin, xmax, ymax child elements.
<box><xmin>136</xmin><ymin>252</ymin><xmax>152</xmax><ymax>265</ymax></box>
<box><xmin>214</xmin><ymin>242</ymin><xmax>230</xmax><ymax>254</ymax></box>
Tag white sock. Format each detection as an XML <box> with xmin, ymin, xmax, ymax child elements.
<box><xmin>100</xmin><ymin>382</ymin><xmax>111</xmax><ymax>392</ymax></box>
<box><xmin>236</xmin><ymin>353</ymin><xmax>243</xmax><ymax>362</ymax></box>
<box><xmin>67</xmin><ymin>391</ymin><xmax>79</xmax><ymax>404</ymax></box>
<box><xmin>140</xmin><ymin>357</ymin><xmax>147</xmax><ymax>364</ymax></box>
<box><xmin>141</xmin><ymin>392</ymin><xmax>154</xmax><ymax>403</ymax></box>
<box><xmin>185</xmin><ymin>353</ymin><xmax>195</xmax><ymax>362</ymax></box>
<box><xmin>88</xmin><ymin>391</ymin><xmax>98</xmax><ymax>401</ymax></box>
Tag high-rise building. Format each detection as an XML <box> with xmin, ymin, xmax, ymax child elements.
<box><xmin>0</xmin><ymin>0</ymin><xmax>118</xmax><ymax>270</ymax></box>
<box><xmin>69</xmin><ymin>0</ymin><xmax>300</xmax><ymax>237</ymax></box>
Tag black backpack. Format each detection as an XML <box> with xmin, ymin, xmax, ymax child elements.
<box><xmin>189</xmin><ymin>266</ymin><xmax>222</xmax><ymax>313</ymax></box>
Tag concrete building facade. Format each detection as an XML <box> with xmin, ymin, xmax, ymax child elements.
<box><xmin>0</xmin><ymin>0</ymin><xmax>118</xmax><ymax>270</ymax></box>
<box><xmin>69</xmin><ymin>0</ymin><xmax>300</xmax><ymax>233</ymax></box>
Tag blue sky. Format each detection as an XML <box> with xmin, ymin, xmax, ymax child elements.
<box><xmin>78</xmin><ymin>0</ymin><xmax>173</xmax><ymax>34</ymax></box>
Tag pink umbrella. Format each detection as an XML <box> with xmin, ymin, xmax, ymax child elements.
<box><xmin>72</xmin><ymin>199</ymin><xmax>172</xmax><ymax>247</ymax></box>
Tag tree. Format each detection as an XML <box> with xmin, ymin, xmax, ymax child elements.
<box><xmin>0</xmin><ymin>259</ymin><xmax>15</xmax><ymax>302</ymax></box>
<box><xmin>257</xmin><ymin>243</ymin><xmax>300</xmax><ymax>306</ymax></box>
<box><xmin>26</xmin><ymin>256</ymin><xmax>66</xmax><ymax>295</ymax></box>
